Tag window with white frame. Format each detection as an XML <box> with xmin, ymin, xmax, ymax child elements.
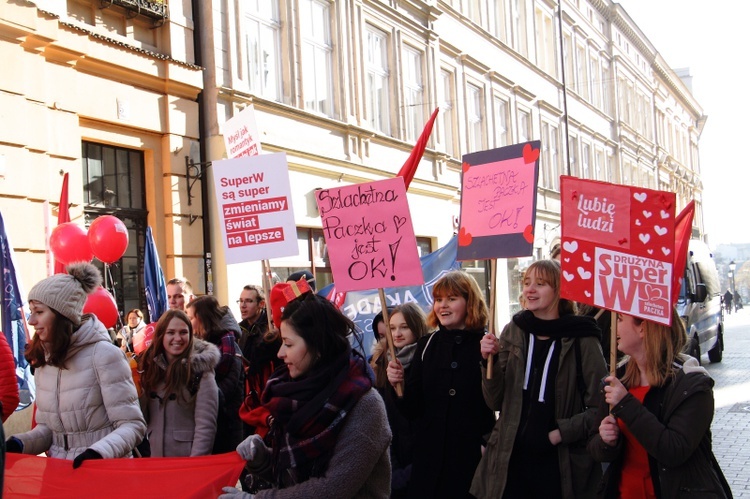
<box><xmin>550</xmin><ymin>124</ymin><xmax>559</xmax><ymax>189</ymax></box>
<box><xmin>493</xmin><ymin>0</ymin><xmax>508</xmax><ymax>41</ymax></box>
<box><xmin>301</xmin><ymin>0</ymin><xmax>333</xmax><ymax>117</ymax></box>
<box><xmin>589</xmin><ymin>53</ymin><xmax>601</xmax><ymax>107</ymax></box>
<box><xmin>563</xmin><ymin>31</ymin><xmax>574</xmax><ymax>90</ymax></box>
<box><xmin>518</xmin><ymin>108</ymin><xmax>530</xmax><ymax>143</ymax></box>
<box><xmin>576</xmin><ymin>43</ymin><xmax>588</xmax><ymax>100</ymax></box>
<box><xmin>511</xmin><ymin>0</ymin><xmax>528</xmax><ymax>57</ymax></box>
<box><xmin>494</xmin><ymin>96</ymin><xmax>509</xmax><ymax>147</ymax></box>
<box><xmin>244</xmin><ymin>3</ymin><xmax>281</xmax><ymax>101</ymax></box>
<box><xmin>365</xmin><ymin>26</ymin><xmax>391</xmax><ymax>135</ymax></box>
<box><xmin>403</xmin><ymin>46</ymin><xmax>424</xmax><ymax>142</ymax></box>
<box><xmin>467</xmin><ymin>0</ymin><xmax>483</xmax><ymax>25</ymax></box>
<box><xmin>581</xmin><ymin>142</ymin><xmax>591</xmax><ymax>179</ymax></box>
<box><xmin>534</xmin><ymin>7</ymin><xmax>557</xmax><ymax>77</ymax></box>
<box><xmin>440</xmin><ymin>70</ymin><xmax>456</xmax><ymax>157</ymax></box>
<box><xmin>541</xmin><ymin>122</ymin><xmax>550</xmax><ymax>187</ymax></box>
<box><xmin>466</xmin><ymin>83</ymin><xmax>484</xmax><ymax>152</ymax></box>
<box><xmin>594</xmin><ymin>147</ymin><xmax>603</xmax><ymax>180</ymax></box>
<box><xmin>601</xmin><ymin>60</ymin><xmax>611</xmax><ymax>115</ymax></box>
<box><xmin>568</xmin><ymin>136</ymin><xmax>578</xmax><ymax>177</ymax></box>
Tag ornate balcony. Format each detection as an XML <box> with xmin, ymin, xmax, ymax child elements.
<box><xmin>100</xmin><ymin>0</ymin><xmax>169</xmax><ymax>24</ymax></box>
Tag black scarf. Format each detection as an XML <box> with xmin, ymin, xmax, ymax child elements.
<box><xmin>512</xmin><ymin>310</ymin><xmax>601</xmax><ymax>340</ymax></box>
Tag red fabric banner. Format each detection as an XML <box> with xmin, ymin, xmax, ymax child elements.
<box><xmin>671</xmin><ymin>200</ymin><xmax>695</xmax><ymax>305</ymax></box>
<box><xmin>396</xmin><ymin>107</ymin><xmax>439</xmax><ymax>190</ymax></box>
<box><xmin>54</xmin><ymin>172</ymin><xmax>70</xmax><ymax>274</ymax></box>
<box><xmin>4</xmin><ymin>452</ymin><xmax>245</xmax><ymax>498</ymax></box>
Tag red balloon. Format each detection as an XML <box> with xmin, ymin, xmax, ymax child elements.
<box><xmin>83</xmin><ymin>286</ymin><xmax>119</xmax><ymax>329</ymax></box>
<box><xmin>49</xmin><ymin>223</ymin><xmax>93</xmax><ymax>265</ymax></box>
<box><xmin>88</xmin><ymin>215</ymin><xmax>129</xmax><ymax>264</ymax></box>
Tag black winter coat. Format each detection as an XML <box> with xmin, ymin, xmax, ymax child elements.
<box><xmin>397</xmin><ymin>327</ymin><xmax>495</xmax><ymax>499</ymax></box>
<box><xmin>588</xmin><ymin>355</ymin><xmax>732</xmax><ymax>498</ymax></box>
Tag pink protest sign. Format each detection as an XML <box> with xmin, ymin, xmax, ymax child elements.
<box><xmin>560</xmin><ymin>176</ymin><xmax>676</xmax><ymax>325</ymax></box>
<box><xmin>457</xmin><ymin>141</ymin><xmax>540</xmax><ymax>260</ymax></box>
<box><xmin>316</xmin><ymin>177</ymin><xmax>424</xmax><ymax>292</ymax></box>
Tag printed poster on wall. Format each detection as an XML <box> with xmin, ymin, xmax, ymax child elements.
<box><xmin>223</xmin><ymin>104</ymin><xmax>263</xmax><ymax>159</ymax></box>
<box><xmin>457</xmin><ymin>141</ymin><xmax>541</xmax><ymax>261</ymax></box>
<box><xmin>316</xmin><ymin>177</ymin><xmax>424</xmax><ymax>292</ymax></box>
<box><xmin>212</xmin><ymin>153</ymin><xmax>298</xmax><ymax>264</ymax></box>
<box><xmin>559</xmin><ymin>176</ymin><xmax>676</xmax><ymax>325</ymax></box>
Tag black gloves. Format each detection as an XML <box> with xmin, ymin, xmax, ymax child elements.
<box><xmin>72</xmin><ymin>448</ymin><xmax>103</xmax><ymax>469</ymax></box>
<box><xmin>5</xmin><ymin>437</ymin><xmax>23</xmax><ymax>453</ymax></box>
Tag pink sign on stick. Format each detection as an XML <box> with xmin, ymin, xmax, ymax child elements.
<box><xmin>316</xmin><ymin>178</ymin><xmax>424</xmax><ymax>292</ymax></box>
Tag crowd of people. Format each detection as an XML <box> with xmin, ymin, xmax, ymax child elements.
<box><xmin>1</xmin><ymin>259</ymin><xmax>734</xmax><ymax>498</ymax></box>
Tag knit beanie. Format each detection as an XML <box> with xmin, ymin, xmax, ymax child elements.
<box><xmin>28</xmin><ymin>263</ymin><xmax>102</xmax><ymax>325</ymax></box>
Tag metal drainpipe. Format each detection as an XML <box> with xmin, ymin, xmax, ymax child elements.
<box><xmin>192</xmin><ymin>0</ymin><xmax>213</xmax><ymax>295</ymax></box>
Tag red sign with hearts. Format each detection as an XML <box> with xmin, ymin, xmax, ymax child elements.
<box><xmin>457</xmin><ymin>141</ymin><xmax>540</xmax><ymax>260</ymax></box>
<box><xmin>560</xmin><ymin>176</ymin><xmax>676</xmax><ymax>325</ymax></box>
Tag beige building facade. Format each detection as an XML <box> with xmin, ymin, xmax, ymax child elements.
<box><xmin>0</xmin><ymin>0</ymin><xmax>706</xmax><ymax>329</ymax></box>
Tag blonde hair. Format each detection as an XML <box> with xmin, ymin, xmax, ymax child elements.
<box><xmin>621</xmin><ymin>308</ymin><xmax>688</xmax><ymax>388</ymax></box>
<box><xmin>426</xmin><ymin>271</ymin><xmax>488</xmax><ymax>330</ymax></box>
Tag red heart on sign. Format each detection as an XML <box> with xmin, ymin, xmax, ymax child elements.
<box><xmin>458</xmin><ymin>227</ymin><xmax>473</xmax><ymax>246</ymax></box>
<box><xmin>523</xmin><ymin>143</ymin><xmax>540</xmax><ymax>164</ymax></box>
<box><xmin>462</xmin><ymin>162</ymin><xmax>471</xmax><ymax>173</ymax></box>
<box><xmin>523</xmin><ymin>225</ymin><xmax>534</xmax><ymax>243</ymax></box>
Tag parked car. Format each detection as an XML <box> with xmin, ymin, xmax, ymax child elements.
<box><xmin>677</xmin><ymin>240</ymin><xmax>724</xmax><ymax>363</ymax></box>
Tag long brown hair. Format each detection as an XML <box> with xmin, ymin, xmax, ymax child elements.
<box><xmin>371</xmin><ymin>302</ymin><xmax>429</xmax><ymax>388</ymax></box>
<box><xmin>426</xmin><ymin>271</ymin><xmax>489</xmax><ymax>330</ymax></box>
<box><xmin>138</xmin><ymin>310</ymin><xmax>195</xmax><ymax>400</ymax></box>
<box><xmin>25</xmin><ymin>305</ymin><xmax>77</xmax><ymax>369</ymax></box>
<box><xmin>186</xmin><ymin>295</ymin><xmax>225</xmax><ymax>342</ymax></box>
<box><xmin>621</xmin><ymin>308</ymin><xmax>688</xmax><ymax>388</ymax></box>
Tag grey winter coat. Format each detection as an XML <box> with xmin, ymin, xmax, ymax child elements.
<box><xmin>471</xmin><ymin>316</ymin><xmax>607</xmax><ymax>499</ymax></box>
<box><xmin>140</xmin><ymin>339</ymin><xmax>220</xmax><ymax>457</ymax></box>
<box><xmin>247</xmin><ymin>388</ymin><xmax>392</xmax><ymax>498</ymax></box>
<box><xmin>588</xmin><ymin>355</ymin><xmax>731</xmax><ymax>498</ymax></box>
<box><xmin>13</xmin><ymin>315</ymin><xmax>146</xmax><ymax>459</ymax></box>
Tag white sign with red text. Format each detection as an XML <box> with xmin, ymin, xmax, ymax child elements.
<box><xmin>212</xmin><ymin>153</ymin><xmax>298</xmax><ymax>264</ymax></box>
<box><xmin>223</xmin><ymin>105</ymin><xmax>262</xmax><ymax>159</ymax></box>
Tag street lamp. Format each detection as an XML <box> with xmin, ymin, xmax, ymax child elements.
<box><xmin>729</xmin><ymin>260</ymin><xmax>737</xmax><ymax>293</ymax></box>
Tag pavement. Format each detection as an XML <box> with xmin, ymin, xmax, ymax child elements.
<box><xmin>704</xmin><ymin>306</ymin><xmax>750</xmax><ymax>497</ymax></box>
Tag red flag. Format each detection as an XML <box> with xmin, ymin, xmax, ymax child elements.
<box><xmin>4</xmin><ymin>452</ymin><xmax>245</xmax><ymax>498</ymax></box>
<box><xmin>54</xmin><ymin>173</ymin><xmax>70</xmax><ymax>274</ymax></box>
<box><xmin>671</xmin><ymin>200</ymin><xmax>695</xmax><ymax>305</ymax></box>
<box><xmin>397</xmin><ymin>107</ymin><xmax>439</xmax><ymax>190</ymax></box>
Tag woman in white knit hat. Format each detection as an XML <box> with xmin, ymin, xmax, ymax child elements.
<box><xmin>5</xmin><ymin>263</ymin><xmax>146</xmax><ymax>468</ymax></box>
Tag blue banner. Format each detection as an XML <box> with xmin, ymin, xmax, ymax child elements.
<box><xmin>144</xmin><ymin>226</ymin><xmax>167</xmax><ymax>323</ymax></box>
<box><xmin>319</xmin><ymin>236</ymin><xmax>460</xmax><ymax>356</ymax></box>
<box><xmin>0</xmin><ymin>212</ymin><xmax>34</xmax><ymax>410</ymax></box>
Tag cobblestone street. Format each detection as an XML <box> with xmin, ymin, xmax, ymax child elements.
<box><xmin>705</xmin><ymin>307</ymin><xmax>750</xmax><ymax>497</ymax></box>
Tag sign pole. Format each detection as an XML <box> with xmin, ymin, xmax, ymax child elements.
<box><xmin>262</xmin><ymin>259</ymin><xmax>273</xmax><ymax>331</ymax></box>
<box><xmin>486</xmin><ymin>258</ymin><xmax>498</xmax><ymax>379</ymax></box>
<box><xmin>378</xmin><ymin>288</ymin><xmax>403</xmax><ymax>397</ymax></box>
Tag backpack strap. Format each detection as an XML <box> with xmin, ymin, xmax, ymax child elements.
<box><xmin>421</xmin><ymin>331</ymin><xmax>438</xmax><ymax>362</ymax></box>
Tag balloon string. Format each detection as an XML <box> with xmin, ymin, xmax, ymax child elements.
<box><xmin>104</xmin><ymin>263</ymin><xmax>124</xmax><ymax>332</ymax></box>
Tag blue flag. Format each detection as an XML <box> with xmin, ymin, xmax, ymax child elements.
<box><xmin>0</xmin><ymin>212</ymin><xmax>34</xmax><ymax>410</ymax></box>
<box><xmin>319</xmin><ymin>236</ymin><xmax>460</xmax><ymax>357</ymax></box>
<box><xmin>144</xmin><ymin>226</ymin><xmax>167</xmax><ymax>322</ymax></box>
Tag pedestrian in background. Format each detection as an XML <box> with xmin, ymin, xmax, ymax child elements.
<box><xmin>186</xmin><ymin>295</ymin><xmax>244</xmax><ymax>454</ymax></box>
<box><xmin>138</xmin><ymin>309</ymin><xmax>219</xmax><ymax>457</ymax></box>
<box><xmin>371</xmin><ymin>302</ymin><xmax>429</xmax><ymax>497</ymax></box>
<box><xmin>221</xmin><ymin>279</ymin><xmax>391</xmax><ymax>498</ymax></box>
<box><xmin>5</xmin><ymin>263</ymin><xmax>146</xmax><ymax>467</ymax></box>
<box><xmin>387</xmin><ymin>270</ymin><xmax>495</xmax><ymax>498</ymax></box>
<box><xmin>118</xmin><ymin>308</ymin><xmax>145</xmax><ymax>353</ymax></box>
<box><xmin>589</xmin><ymin>310</ymin><xmax>732</xmax><ymax>498</ymax></box>
<box><xmin>473</xmin><ymin>259</ymin><xmax>605</xmax><ymax>498</ymax></box>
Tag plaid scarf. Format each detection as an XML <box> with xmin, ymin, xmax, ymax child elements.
<box><xmin>262</xmin><ymin>347</ymin><xmax>373</xmax><ymax>484</ymax></box>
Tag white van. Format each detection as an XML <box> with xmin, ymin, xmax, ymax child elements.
<box><xmin>678</xmin><ymin>240</ymin><xmax>724</xmax><ymax>363</ymax></box>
